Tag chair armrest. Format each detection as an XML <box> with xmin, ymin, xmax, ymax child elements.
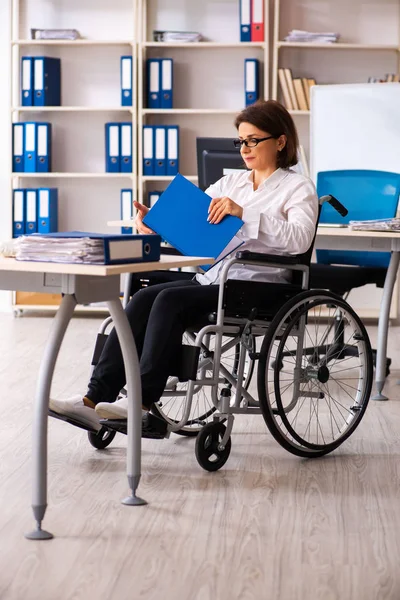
<box><xmin>235</xmin><ymin>250</ymin><xmax>302</xmax><ymax>265</ymax></box>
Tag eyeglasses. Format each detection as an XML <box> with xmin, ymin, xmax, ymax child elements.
<box><xmin>233</xmin><ymin>136</ymin><xmax>275</xmax><ymax>148</ymax></box>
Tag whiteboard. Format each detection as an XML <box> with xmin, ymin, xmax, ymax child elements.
<box><xmin>310</xmin><ymin>83</ymin><xmax>400</xmax><ymax>182</ymax></box>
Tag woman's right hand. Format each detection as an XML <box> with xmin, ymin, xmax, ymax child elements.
<box><xmin>134</xmin><ymin>201</ymin><xmax>155</xmax><ymax>235</ymax></box>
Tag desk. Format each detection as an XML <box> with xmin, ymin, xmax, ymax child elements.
<box><xmin>0</xmin><ymin>255</ymin><xmax>212</xmax><ymax>540</ymax></box>
<box><xmin>315</xmin><ymin>227</ymin><xmax>400</xmax><ymax>401</ymax></box>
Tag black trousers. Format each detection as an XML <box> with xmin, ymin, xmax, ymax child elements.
<box><xmin>86</xmin><ymin>277</ymin><xmax>220</xmax><ymax>409</ymax></box>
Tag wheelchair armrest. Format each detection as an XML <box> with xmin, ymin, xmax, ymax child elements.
<box><xmin>235</xmin><ymin>250</ymin><xmax>303</xmax><ymax>265</ymax></box>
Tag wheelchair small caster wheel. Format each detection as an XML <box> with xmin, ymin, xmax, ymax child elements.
<box><xmin>88</xmin><ymin>426</ymin><xmax>116</xmax><ymax>450</ymax></box>
<box><xmin>195</xmin><ymin>422</ymin><xmax>231</xmax><ymax>472</ymax></box>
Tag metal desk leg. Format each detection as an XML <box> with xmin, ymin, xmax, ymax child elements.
<box><xmin>106</xmin><ymin>299</ymin><xmax>146</xmax><ymax>506</ymax></box>
<box><xmin>372</xmin><ymin>251</ymin><xmax>400</xmax><ymax>401</ymax></box>
<box><xmin>25</xmin><ymin>294</ymin><xmax>77</xmax><ymax>540</ymax></box>
<box><xmin>122</xmin><ymin>273</ymin><xmax>132</xmax><ymax>308</ymax></box>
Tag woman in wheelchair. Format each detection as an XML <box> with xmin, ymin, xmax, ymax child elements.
<box><xmin>49</xmin><ymin>99</ymin><xmax>320</xmax><ymax>439</ymax></box>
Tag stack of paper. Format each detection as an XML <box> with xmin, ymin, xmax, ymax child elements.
<box><xmin>31</xmin><ymin>28</ymin><xmax>81</xmax><ymax>40</ymax></box>
<box><xmin>349</xmin><ymin>218</ymin><xmax>400</xmax><ymax>232</ymax></box>
<box><xmin>284</xmin><ymin>30</ymin><xmax>340</xmax><ymax>43</ymax></box>
<box><xmin>16</xmin><ymin>236</ymin><xmax>106</xmax><ymax>264</ymax></box>
<box><xmin>153</xmin><ymin>30</ymin><xmax>202</xmax><ymax>43</ymax></box>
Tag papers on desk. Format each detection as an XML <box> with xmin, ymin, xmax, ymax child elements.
<box><xmin>15</xmin><ymin>232</ymin><xmax>161</xmax><ymax>265</ymax></box>
<box><xmin>284</xmin><ymin>30</ymin><xmax>340</xmax><ymax>43</ymax></box>
<box><xmin>349</xmin><ymin>218</ymin><xmax>400</xmax><ymax>232</ymax></box>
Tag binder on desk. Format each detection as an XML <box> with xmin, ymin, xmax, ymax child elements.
<box><xmin>13</xmin><ymin>189</ymin><xmax>25</xmax><ymax>237</ymax></box>
<box><xmin>12</xmin><ymin>123</ymin><xmax>24</xmax><ymax>172</ymax></box>
<box><xmin>33</xmin><ymin>57</ymin><xmax>61</xmax><ymax>106</ymax></box>
<box><xmin>25</xmin><ymin>189</ymin><xmax>38</xmax><ymax>234</ymax></box>
<box><xmin>245</xmin><ymin>59</ymin><xmax>259</xmax><ymax>107</ymax></box>
<box><xmin>120</xmin><ymin>56</ymin><xmax>133</xmax><ymax>106</ymax></box>
<box><xmin>120</xmin><ymin>123</ymin><xmax>132</xmax><ymax>173</ymax></box>
<box><xmin>166</xmin><ymin>125</ymin><xmax>179</xmax><ymax>175</ymax></box>
<box><xmin>148</xmin><ymin>190</ymin><xmax>161</xmax><ymax>208</ymax></box>
<box><xmin>147</xmin><ymin>58</ymin><xmax>161</xmax><ymax>108</ymax></box>
<box><xmin>154</xmin><ymin>126</ymin><xmax>167</xmax><ymax>175</ymax></box>
<box><xmin>38</xmin><ymin>188</ymin><xmax>58</xmax><ymax>233</ymax></box>
<box><xmin>21</xmin><ymin>57</ymin><xmax>34</xmax><ymax>106</ymax></box>
<box><xmin>36</xmin><ymin>122</ymin><xmax>52</xmax><ymax>172</ymax></box>
<box><xmin>121</xmin><ymin>189</ymin><xmax>134</xmax><ymax>234</ymax></box>
<box><xmin>105</xmin><ymin>123</ymin><xmax>120</xmax><ymax>172</ymax></box>
<box><xmin>160</xmin><ymin>58</ymin><xmax>173</xmax><ymax>109</ymax></box>
<box><xmin>143</xmin><ymin>174</ymin><xmax>244</xmax><ymax>269</ymax></box>
<box><xmin>143</xmin><ymin>125</ymin><xmax>154</xmax><ymax>175</ymax></box>
<box><xmin>251</xmin><ymin>0</ymin><xmax>264</xmax><ymax>41</ymax></box>
<box><xmin>240</xmin><ymin>0</ymin><xmax>251</xmax><ymax>42</ymax></box>
<box><xmin>23</xmin><ymin>122</ymin><xmax>37</xmax><ymax>172</ymax></box>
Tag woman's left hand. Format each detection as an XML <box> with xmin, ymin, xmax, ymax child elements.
<box><xmin>207</xmin><ymin>196</ymin><xmax>243</xmax><ymax>224</ymax></box>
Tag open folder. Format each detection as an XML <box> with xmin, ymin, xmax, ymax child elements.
<box><xmin>143</xmin><ymin>174</ymin><xmax>244</xmax><ymax>271</ymax></box>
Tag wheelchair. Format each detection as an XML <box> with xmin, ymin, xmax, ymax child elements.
<box><xmin>84</xmin><ymin>194</ymin><xmax>374</xmax><ymax>471</ymax></box>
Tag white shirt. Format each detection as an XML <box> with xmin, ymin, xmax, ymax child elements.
<box><xmin>196</xmin><ymin>167</ymin><xmax>318</xmax><ymax>285</ymax></box>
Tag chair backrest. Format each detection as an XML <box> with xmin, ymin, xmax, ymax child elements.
<box><xmin>317</xmin><ymin>169</ymin><xmax>400</xmax><ymax>268</ymax></box>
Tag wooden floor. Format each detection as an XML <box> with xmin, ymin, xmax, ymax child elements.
<box><xmin>1</xmin><ymin>312</ymin><xmax>400</xmax><ymax>600</ymax></box>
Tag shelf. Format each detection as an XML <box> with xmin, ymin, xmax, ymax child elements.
<box><xmin>12</xmin><ymin>172</ymin><xmax>134</xmax><ymax>178</ymax></box>
<box><xmin>142</xmin><ymin>175</ymin><xmax>198</xmax><ymax>182</ymax></box>
<box><xmin>143</xmin><ymin>42</ymin><xmax>265</xmax><ymax>49</ymax></box>
<box><xmin>277</xmin><ymin>41</ymin><xmax>399</xmax><ymax>50</ymax></box>
<box><xmin>12</xmin><ymin>39</ymin><xmax>134</xmax><ymax>46</ymax></box>
<box><xmin>290</xmin><ymin>110</ymin><xmax>310</xmax><ymax>116</ymax></box>
<box><xmin>142</xmin><ymin>108</ymin><xmax>240</xmax><ymax>115</ymax></box>
<box><xmin>12</xmin><ymin>106</ymin><xmax>133</xmax><ymax>112</ymax></box>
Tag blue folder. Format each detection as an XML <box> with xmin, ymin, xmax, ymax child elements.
<box><xmin>38</xmin><ymin>187</ymin><xmax>58</xmax><ymax>233</ymax></box>
<box><xmin>143</xmin><ymin>174</ymin><xmax>243</xmax><ymax>269</ymax></box>
<box><xmin>21</xmin><ymin>57</ymin><xmax>34</xmax><ymax>106</ymax></box>
<box><xmin>33</xmin><ymin>57</ymin><xmax>61</xmax><ymax>106</ymax></box>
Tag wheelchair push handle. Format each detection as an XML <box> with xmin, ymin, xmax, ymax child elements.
<box><xmin>319</xmin><ymin>194</ymin><xmax>348</xmax><ymax>217</ymax></box>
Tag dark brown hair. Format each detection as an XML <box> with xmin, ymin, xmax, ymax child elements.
<box><xmin>234</xmin><ymin>100</ymin><xmax>299</xmax><ymax>169</ymax></box>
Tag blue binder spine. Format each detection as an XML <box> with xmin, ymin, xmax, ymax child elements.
<box><xmin>12</xmin><ymin>123</ymin><xmax>25</xmax><ymax>172</ymax></box>
<box><xmin>105</xmin><ymin>123</ymin><xmax>120</xmax><ymax>172</ymax></box>
<box><xmin>147</xmin><ymin>58</ymin><xmax>161</xmax><ymax>108</ymax></box>
<box><xmin>13</xmin><ymin>189</ymin><xmax>25</xmax><ymax>237</ymax></box>
<box><xmin>33</xmin><ymin>57</ymin><xmax>61</xmax><ymax>106</ymax></box>
<box><xmin>120</xmin><ymin>56</ymin><xmax>133</xmax><ymax>106</ymax></box>
<box><xmin>240</xmin><ymin>0</ymin><xmax>251</xmax><ymax>42</ymax></box>
<box><xmin>154</xmin><ymin>126</ymin><xmax>167</xmax><ymax>176</ymax></box>
<box><xmin>121</xmin><ymin>189</ymin><xmax>133</xmax><ymax>234</ymax></box>
<box><xmin>21</xmin><ymin>57</ymin><xmax>34</xmax><ymax>106</ymax></box>
<box><xmin>244</xmin><ymin>58</ymin><xmax>259</xmax><ymax>107</ymax></box>
<box><xmin>36</xmin><ymin>122</ymin><xmax>52</xmax><ymax>172</ymax></box>
<box><xmin>38</xmin><ymin>188</ymin><xmax>58</xmax><ymax>233</ymax></box>
<box><xmin>166</xmin><ymin>125</ymin><xmax>179</xmax><ymax>175</ymax></box>
<box><xmin>160</xmin><ymin>58</ymin><xmax>173</xmax><ymax>109</ymax></box>
<box><xmin>148</xmin><ymin>190</ymin><xmax>161</xmax><ymax>208</ymax></box>
<box><xmin>120</xmin><ymin>123</ymin><xmax>132</xmax><ymax>173</ymax></box>
<box><xmin>25</xmin><ymin>189</ymin><xmax>38</xmax><ymax>234</ymax></box>
<box><xmin>23</xmin><ymin>122</ymin><xmax>37</xmax><ymax>173</ymax></box>
<box><xmin>143</xmin><ymin>125</ymin><xmax>154</xmax><ymax>175</ymax></box>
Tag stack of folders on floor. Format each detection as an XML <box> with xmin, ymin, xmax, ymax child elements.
<box><xmin>349</xmin><ymin>218</ymin><xmax>400</xmax><ymax>232</ymax></box>
<box><xmin>15</xmin><ymin>232</ymin><xmax>161</xmax><ymax>265</ymax></box>
<box><xmin>278</xmin><ymin>68</ymin><xmax>315</xmax><ymax>111</ymax></box>
<box><xmin>284</xmin><ymin>30</ymin><xmax>340</xmax><ymax>43</ymax></box>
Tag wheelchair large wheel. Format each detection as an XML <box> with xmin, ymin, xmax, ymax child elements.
<box><xmin>152</xmin><ymin>333</ymin><xmax>256</xmax><ymax>436</ymax></box>
<box><xmin>258</xmin><ymin>290</ymin><xmax>373</xmax><ymax>458</ymax></box>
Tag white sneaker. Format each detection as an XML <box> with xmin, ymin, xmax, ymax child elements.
<box><xmin>49</xmin><ymin>395</ymin><xmax>101</xmax><ymax>431</ymax></box>
<box><xmin>95</xmin><ymin>396</ymin><xmax>129</xmax><ymax>420</ymax></box>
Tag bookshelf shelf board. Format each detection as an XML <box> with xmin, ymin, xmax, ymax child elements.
<box><xmin>12</xmin><ymin>172</ymin><xmax>134</xmax><ymax>178</ymax></box>
<box><xmin>12</xmin><ymin>106</ymin><xmax>133</xmax><ymax>112</ymax></box>
<box><xmin>277</xmin><ymin>41</ymin><xmax>399</xmax><ymax>51</ymax></box>
<box><xmin>142</xmin><ymin>108</ymin><xmax>240</xmax><ymax>115</ymax></box>
<box><xmin>289</xmin><ymin>110</ymin><xmax>310</xmax><ymax>115</ymax></box>
<box><xmin>143</xmin><ymin>42</ymin><xmax>265</xmax><ymax>49</ymax></box>
<box><xmin>12</xmin><ymin>39</ymin><xmax>134</xmax><ymax>46</ymax></box>
<box><xmin>142</xmin><ymin>175</ymin><xmax>198</xmax><ymax>182</ymax></box>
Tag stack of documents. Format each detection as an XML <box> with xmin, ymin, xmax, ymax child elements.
<box><xmin>284</xmin><ymin>30</ymin><xmax>340</xmax><ymax>43</ymax></box>
<box><xmin>153</xmin><ymin>30</ymin><xmax>202</xmax><ymax>43</ymax></box>
<box><xmin>31</xmin><ymin>28</ymin><xmax>80</xmax><ymax>40</ymax></box>
<box><xmin>349</xmin><ymin>218</ymin><xmax>400</xmax><ymax>232</ymax></box>
<box><xmin>15</xmin><ymin>232</ymin><xmax>161</xmax><ymax>265</ymax></box>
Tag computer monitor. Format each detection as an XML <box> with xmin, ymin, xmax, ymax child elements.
<box><xmin>196</xmin><ymin>137</ymin><xmax>248</xmax><ymax>191</ymax></box>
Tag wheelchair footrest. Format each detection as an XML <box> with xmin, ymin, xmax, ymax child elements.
<box><xmin>99</xmin><ymin>412</ymin><xmax>168</xmax><ymax>440</ymax></box>
<box><xmin>48</xmin><ymin>409</ymin><xmax>99</xmax><ymax>434</ymax></box>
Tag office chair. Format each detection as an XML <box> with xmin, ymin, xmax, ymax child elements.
<box><xmin>309</xmin><ymin>169</ymin><xmax>400</xmax><ymax>375</ymax></box>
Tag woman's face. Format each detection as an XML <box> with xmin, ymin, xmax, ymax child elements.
<box><xmin>237</xmin><ymin>122</ymin><xmax>286</xmax><ymax>171</ymax></box>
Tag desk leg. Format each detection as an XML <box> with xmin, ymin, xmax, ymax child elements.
<box><xmin>372</xmin><ymin>251</ymin><xmax>400</xmax><ymax>402</ymax></box>
<box><xmin>122</xmin><ymin>273</ymin><xmax>132</xmax><ymax>309</ymax></box>
<box><xmin>25</xmin><ymin>294</ymin><xmax>77</xmax><ymax>540</ymax></box>
<box><xmin>106</xmin><ymin>299</ymin><xmax>147</xmax><ymax>507</ymax></box>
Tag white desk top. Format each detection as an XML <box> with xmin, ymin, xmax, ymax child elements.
<box><xmin>317</xmin><ymin>226</ymin><xmax>400</xmax><ymax>239</ymax></box>
<box><xmin>0</xmin><ymin>255</ymin><xmax>213</xmax><ymax>277</ymax></box>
